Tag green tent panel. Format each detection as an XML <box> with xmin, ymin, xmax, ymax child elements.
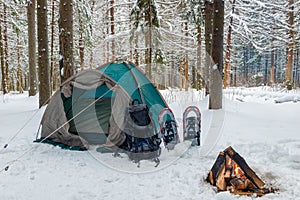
<box><xmin>38</xmin><ymin>61</ymin><xmax>169</xmax><ymax>149</ymax></box>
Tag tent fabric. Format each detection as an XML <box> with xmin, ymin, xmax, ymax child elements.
<box><xmin>40</xmin><ymin>91</ymin><xmax>87</xmax><ymax>147</ymax></box>
<box><xmin>39</xmin><ymin>61</ymin><xmax>168</xmax><ymax>149</ymax></box>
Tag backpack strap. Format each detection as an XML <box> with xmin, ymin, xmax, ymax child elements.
<box><xmin>132</xmin><ymin>99</ymin><xmax>141</xmax><ymax>105</ymax></box>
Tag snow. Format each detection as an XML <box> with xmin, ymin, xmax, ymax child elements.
<box><xmin>0</xmin><ymin>87</ymin><xmax>300</xmax><ymax>200</ymax></box>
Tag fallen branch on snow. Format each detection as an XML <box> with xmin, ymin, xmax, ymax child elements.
<box><xmin>274</xmin><ymin>95</ymin><xmax>300</xmax><ymax>103</ymax></box>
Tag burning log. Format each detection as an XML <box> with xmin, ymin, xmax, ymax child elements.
<box><xmin>207</xmin><ymin>152</ymin><xmax>226</xmax><ymax>186</ymax></box>
<box><xmin>230</xmin><ymin>177</ymin><xmax>247</xmax><ymax>190</ymax></box>
<box><xmin>206</xmin><ymin>146</ymin><xmax>272</xmax><ymax>196</ymax></box>
<box><xmin>224</xmin><ymin>146</ymin><xmax>265</xmax><ymax>189</ymax></box>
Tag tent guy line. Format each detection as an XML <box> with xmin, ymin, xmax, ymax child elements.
<box><xmin>0</xmin><ymin>85</ymin><xmax>117</xmax><ymax>174</ymax></box>
<box><xmin>0</xmin><ymin>94</ymin><xmax>53</xmax><ymax>155</ymax></box>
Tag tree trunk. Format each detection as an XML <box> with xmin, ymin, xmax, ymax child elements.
<box><xmin>145</xmin><ymin>2</ymin><xmax>152</xmax><ymax>80</ymax></box>
<box><xmin>224</xmin><ymin>0</ymin><xmax>235</xmax><ymax>88</ymax></box>
<box><xmin>105</xmin><ymin>6</ymin><xmax>109</xmax><ymax>63</ymax></box>
<box><xmin>171</xmin><ymin>51</ymin><xmax>175</xmax><ymax>88</ymax></box>
<box><xmin>185</xmin><ymin>55</ymin><xmax>189</xmax><ymax>91</ymax></box>
<box><xmin>233</xmin><ymin>61</ymin><xmax>237</xmax><ymax>86</ymax></box>
<box><xmin>285</xmin><ymin>0</ymin><xmax>294</xmax><ymax>89</ymax></box>
<box><xmin>209</xmin><ymin>0</ymin><xmax>224</xmax><ymax>110</ymax></box>
<box><xmin>204</xmin><ymin>0</ymin><xmax>214</xmax><ymax>95</ymax></box>
<box><xmin>145</xmin><ymin>35</ymin><xmax>152</xmax><ymax>80</ymax></box>
<box><xmin>184</xmin><ymin>22</ymin><xmax>189</xmax><ymax>91</ymax></box>
<box><xmin>78</xmin><ymin>11</ymin><xmax>85</xmax><ymax>70</ymax></box>
<box><xmin>89</xmin><ymin>0</ymin><xmax>95</xmax><ymax>69</ymax></box>
<box><xmin>3</xmin><ymin>3</ymin><xmax>10</xmax><ymax>92</ymax></box>
<box><xmin>166</xmin><ymin>52</ymin><xmax>171</xmax><ymax>87</ymax></box>
<box><xmin>0</xmin><ymin>12</ymin><xmax>8</xmax><ymax>94</ymax></box>
<box><xmin>37</xmin><ymin>0</ymin><xmax>51</xmax><ymax>108</ymax></box>
<box><xmin>264</xmin><ymin>54</ymin><xmax>268</xmax><ymax>85</ymax></box>
<box><xmin>59</xmin><ymin>0</ymin><xmax>74</xmax><ymax>83</ymax></box>
<box><xmin>17</xmin><ymin>32</ymin><xmax>23</xmax><ymax>93</ymax></box>
<box><xmin>79</xmin><ymin>34</ymin><xmax>84</xmax><ymax>70</ymax></box>
<box><xmin>129</xmin><ymin>43</ymin><xmax>133</xmax><ymax>62</ymax></box>
<box><xmin>196</xmin><ymin>25</ymin><xmax>201</xmax><ymax>90</ymax></box>
<box><xmin>243</xmin><ymin>47</ymin><xmax>248</xmax><ymax>83</ymax></box>
<box><xmin>27</xmin><ymin>0</ymin><xmax>37</xmax><ymax>96</ymax></box>
<box><xmin>179</xmin><ymin>56</ymin><xmax>183</xmax><ymax>91</ymax></box>
<box><xmin>295</xmin><ymin>49</ymin><xmax>299</xmax><ymax>87</ymax></box>
<box><xmin>129</xmin><ymin>4</ymin><xmax>133</xmax><ymax>63</ymax></box>
<box><xmin>110</xmin><ymin>0</ymin><xmax>115</xmax><ymax>61</ymax></box>
<box><xmin>192</xmin><ymin>61</ymin><xmax>196</xmax><ymax>89</ymax></box>
<box><xmin>134</xmin><ymin>36</ymin><xmax>139</xmax><ymax>66</ymax></box>
<box><xmin>50</xmin><ymin>0</ymin><xmax>58</xmax><ymax>92</ymax></box>
<box><xmin>270</xmin><ymin>43</ymin><xmax>275</xmax><ymax>85</ymax></box>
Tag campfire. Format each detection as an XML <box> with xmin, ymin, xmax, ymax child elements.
<box><xmin>206</xmin><ymin>146</ymin><xmax>273</xmax><ymax>196</ymax></box>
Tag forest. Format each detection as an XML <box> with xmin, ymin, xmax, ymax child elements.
<box><xmin>0</xmin><ymin>0</ymin><xmax>299</xmax><ymax>104</ymax></box>
<box><xmin>1</xmin><ymin>1</ymin><xmax>300</xmax><ymax>199</ymax></box>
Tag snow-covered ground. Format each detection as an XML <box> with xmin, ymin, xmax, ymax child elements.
<box><xmin>0</xmin><ymin>87</ymin><xmax>300</xmax><ymax>200</ymax></box>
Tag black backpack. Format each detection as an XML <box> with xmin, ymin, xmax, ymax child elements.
<box><xmin>128</xmin><ymin>99</ymin><xmax>151</xmax><ymax>127</ymax></box>
<box><xmin>119</xmin><ymin>99</ymin><xmax>161</xmax><ymax>166</ymax></box>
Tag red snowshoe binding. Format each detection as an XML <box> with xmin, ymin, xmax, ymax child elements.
<box><xmin>158</xmin><ymin>108</ymin><xmax>179</xmax><ymax>150</ymax></box>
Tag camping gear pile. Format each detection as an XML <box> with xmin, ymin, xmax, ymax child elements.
<box><xmin>37</xmin><ymin>61</ymin><xmax>180</xmax><ymax>166</ymax></box>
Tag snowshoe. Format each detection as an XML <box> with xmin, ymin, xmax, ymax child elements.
<box><xmin>158</xmin><ymin>108</ymin><xmax>179</xmax><ymax>150</ymax></box>
<box><xmin>183</xmin><ymin>106</ymin><xmax>201</xmax><ymax>146</ymax></box>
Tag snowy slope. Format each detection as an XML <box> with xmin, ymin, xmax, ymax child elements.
<box><xmin>0</xmin><ymin>87</ymin><xmax>300</xmax><ymax>200</ymax></box>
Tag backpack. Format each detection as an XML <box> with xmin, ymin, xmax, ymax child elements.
<box><xmin>128</xmin><ymin>99</ymin><xmax>151</xmax><ymax>127</ymax></box>
<box><xmin>119</xmin><ymin>99</ymin><xmax>161</xmax><ymax>166</ymax></box>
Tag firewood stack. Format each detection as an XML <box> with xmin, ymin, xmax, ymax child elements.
<box><xmin>206</xmin><ymin>146</ymin><xmax>272</xmax><ymax>196</ymax></box>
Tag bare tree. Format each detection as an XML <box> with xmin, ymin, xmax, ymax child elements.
<box><xmin>285</xmin><ymin>0</ymin><xmax>294</xmax><ymax>89</ymax></box>
<box><xmin>131</xmin><ymin>0</ymin><xmax>160</xmax><ymax>80</ymax></box>
<box><xmin>209</xmin><ymin>0</ymin><xmax>224</xmax><ymax>109</ymax></box>
<box><xmin>17</xmin><ymin>24</ymin><xmax>23</xmax><ymax>93</ymax></box>
<box><xmin>3</xmin><ymin>3</ymin><xmax>9</xmax><ymax>92</ymax></box>
<box><xmin>223</xmin><ymin>0</ymin><xmax>235</xmax><ymax>88</ymax></box>
<box><xmin>110</xmin><ymin>0</ymin><xmax>115</xmax><ymax>61</ymax></box>
<box><xmin>37</xmin><ymin>0</ymin><xmax>51</xmax><ymax>107</ymax></box>
<box><xmin>204</xmin><ymin>0</ymin><xmax>214</xmax><ymax>95</ymax></box>
<box><xmin>184</xmin><ymin>21</ymin><xmax>189</xmax><ymax>91</ymax></box>
<box><xmin>78</xmin><ymin>1</ymin><xmax>85</xmax><ymax>70</ymax></box>
<box><xmin>89</xmin><ymin>0</ymin><xmax>95</xmax><ymax>69</ymax></box>
<box><xmin>27</xmin><ymin>0</ymin><xmax>37</xmax><ymax>96</ymax></box>
<box><xmin>59</xmin><ymin>0</ymin><xmax>74</xmax><ymax>83</ymax></box>
<box><xmin>50</xmin><ymin>0</ymin><xmax>59</xmax><ymax>92</ymax></box>
<box><xmin>0</xmin><ymin>10</ymin><xmax>8</xmax><ymax>94</ymax></box>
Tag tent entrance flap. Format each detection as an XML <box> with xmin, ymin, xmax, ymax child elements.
<box><xmin>63</xmin><ymin>85</ymin><xmax>114</xmax><ymax>144</ymax></box>
<box><xmin>69</xmin><ymin>97</ymin><xmax>113</xmax><ymax>134</ymax></box>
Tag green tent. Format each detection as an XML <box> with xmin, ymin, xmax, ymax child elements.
<box><xmin>38</xmin><ymin>61</ymin><xmax>169</xmax><ymax>149</ymax></box>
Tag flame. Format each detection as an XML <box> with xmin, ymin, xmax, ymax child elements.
<box><xmin>233</xmin><ymin>162</ymin><xmax>244</xmax><ymax>177</ymax></box>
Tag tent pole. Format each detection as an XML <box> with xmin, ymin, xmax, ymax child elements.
<box><xmin>123</xmin><ymin>62</ymin><xmax>146</xmax><ymax>104</ymax></box>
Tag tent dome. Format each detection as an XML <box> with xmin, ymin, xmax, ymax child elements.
<box><xmin>38</xmin><ymin>61</ymin><xmax>169</xmax><ymax>149</ymax></box>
